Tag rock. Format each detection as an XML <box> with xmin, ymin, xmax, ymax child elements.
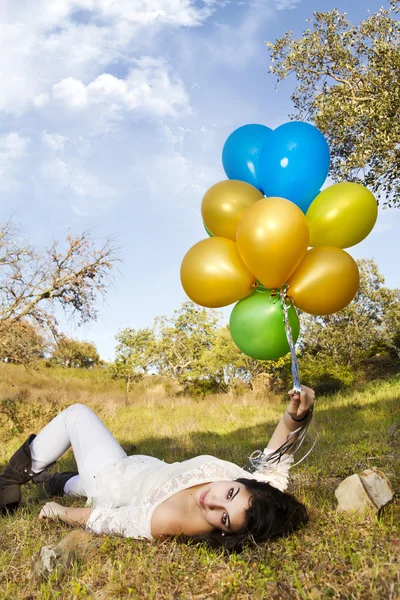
<box><xmin>359</xmin><ymin>467</ymin><xmax>395</xmax><ymax>510</ymax></box>
<box><xmin>335</xmin><ymin>473</ymin><xmax>376</xmax><ymax>515</ymax></box>
<box><xmin>32</xmin><ymin>529</ymin><xmax>102</xmax><ymax>581</ymax></box>
<box><xmin>335</xmin><ymin>469</ymin><xmax>394</xmax><ymax>515</ymax></box>
<box><xmin>32</xmin><ymin>544</ymin><xmax>74</xmax><ymax>580</ymax></box>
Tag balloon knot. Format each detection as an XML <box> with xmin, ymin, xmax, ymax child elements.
<box><xmin>279</xmin><ymin>284</ymin><xmax>294</xmax><ymax>308</ymax></box>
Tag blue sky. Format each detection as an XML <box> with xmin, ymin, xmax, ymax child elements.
<box><xmin>1</xmin><ymin>0</ymin><xmax>398</xmax><ymax>360</ymax></box>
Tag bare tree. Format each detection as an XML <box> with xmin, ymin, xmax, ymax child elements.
<box><xmin>0</xmin><ymin>218</ymin><xmax>118</xmax><ymax>343</ymax></box>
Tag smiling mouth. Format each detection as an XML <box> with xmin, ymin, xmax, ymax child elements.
<box><xmin>200</xmin><ymin>490</ymin><xmax>208</xmax><ymax>509</ymax></box>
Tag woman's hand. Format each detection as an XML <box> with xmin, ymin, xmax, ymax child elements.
<box><xmin>287</xmin><ymin>385</ymin><xmax>315</xmax><ymax>420</ymax></box>
<box><xmin>39</xmin><ymin>501</ymin><xmax>67</xmax><ymax>522</ymax></box>
<box><xmin>266</xmin><ymin>385</ymin><xmax>315</xmax><ymax>450</ymax></box>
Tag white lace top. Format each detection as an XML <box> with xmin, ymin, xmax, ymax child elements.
<box><xmin>86</xmin><ymin>451</ymin><xmax>293</xmax><ymax>539</ymax></box>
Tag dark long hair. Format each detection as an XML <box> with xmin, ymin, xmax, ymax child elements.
<box><xmin>190</xmin><ymin>478</ymin><xmax>308</xmax><ymax>552</ymax></box>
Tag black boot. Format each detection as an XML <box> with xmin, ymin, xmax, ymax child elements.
<box><xmin>1</xmin><ymin>434</ymin><xmax>36</xmax><ymax>513</ymax></box>
<box><xmin>34</xmin><ymin>471</ymin><xmax>78</xmax><ymax>497</ymax></box>
<box><xmin>0</xmin><ymin>434</ymin><xmax>55</xmax><ymax>514</ymax></box>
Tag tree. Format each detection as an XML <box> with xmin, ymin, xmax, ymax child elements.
<box><xmin>0</xmin><ymin>320</ymin><xmax>48</xmax><ymax>364</ymax></box>
<box><xmin>110</xmin><ymin>327</ymin><xmax>157</xmax><ymax>391</ymax></box>
<box><xmin>111</xmin><ymin>303</ymin><xmax>223</xmax><ymax>394</ymax></box>
<box><xmin>154</xmin><ymin>301</ymin><xmax>222</xmax><ymax>392</ymax></box>
<box><xmin>204</xmin><ymin>325</ymin><xmax>289</xmax><ymax>394</ymax></box>
<box><xmin>0</xmin><ymin>218</ymin><xmax>118</xmax><ymax>341</ymax></box>
<box><xmin>266</xmin><ymin>2</ymin><xmax>400</xmax><ymax>205</ymax></box>
<box><xmin>50</xmin><ymin>336</ymin><xmax>100</xmax><ymax>368</ymax></box>
<box><xmin>111</xmin><ymin>302</ymin><xmax>295</xmax><ymax>395</ymax></box>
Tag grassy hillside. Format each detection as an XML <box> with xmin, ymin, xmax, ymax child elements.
<box><xmin>0</xmin><ymin>364</ymin><xmax>399</xmax><ymax>599</ymax></box>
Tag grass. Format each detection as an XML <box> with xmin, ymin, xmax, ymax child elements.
<box><xmin>0</xmin><ymin>364</ymin><xmax>399</xmax><ymax>599</ymax></box>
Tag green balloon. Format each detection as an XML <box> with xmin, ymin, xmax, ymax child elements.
<box><xmin>229</xmin><ymin>287</ymin><xmax>300</xmax><ymax>360</ymax></box>
<box><xmin>203</xmin><ymin>223</ymin><xmax>214</xmax><ymax>237</ymax></box>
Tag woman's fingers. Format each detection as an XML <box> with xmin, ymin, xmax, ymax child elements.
<box><xmin>298</xmin><ymin>391</ymin><xmax>309</xmax><ymax>413</ymax></box>
<box><xmin>39</xmin><ymin>503</ymin><xmax>52</xmax><ymax>520</ymax></box>
<box><xmin>39</xmin><ymin>507</ymin><xmax>48</xmax><ymax>520</ymax></box>
<box><xmin>288</xmin><ymin>386</ymin><xmax>315</xmax><ymax>417</ymax></box>
<box><xmin>289</xmin><ymin>386</ymin><xmax>315</xmax><ymax>402</ymax></box>
<box><xmin>302</xmin><ymin>386</ymin><xmax>316</xmax><ymax>408</ymax></box>
<box><xmin>288</xmin><ymin>389</ymin><xmax>301</xmax><ymax>402</ymax></box>
<box><xmin>39</xmin><ymin>502</ymin><xmax>61</xmax><ymax>521</ymax></box>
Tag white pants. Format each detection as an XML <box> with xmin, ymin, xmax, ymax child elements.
<box><xmin>30</xmin><ymin>404</ymin><xmax>127</xmax><ymax>498</ymax></box>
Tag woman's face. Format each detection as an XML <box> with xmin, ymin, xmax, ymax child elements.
<box><xmin>195</xmin><ymin>481</ymin><xmax>251</xmax><ymax>533</ymax></box>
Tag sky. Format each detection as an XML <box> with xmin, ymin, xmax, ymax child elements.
<box><xmin>1</xmin><ymin>0</ymin><xmax>398</xmax><ymax>361</ymax></box>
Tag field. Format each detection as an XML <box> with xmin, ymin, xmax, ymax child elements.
<box><xmin>0</xmin><ymin>364</ymin><xmax>399</xmax><ymax>599</ymax></box>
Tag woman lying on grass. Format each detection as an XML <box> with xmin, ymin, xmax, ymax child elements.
<box><xmin>0</xmin><ymin>386</ymin><xmax>314</xmax><ymax>551</ymax></box>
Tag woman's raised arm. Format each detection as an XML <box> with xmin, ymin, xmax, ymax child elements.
<box><xmin>266</xmin><ymin>386</ymin><xmax>315</xmax><ymax>451</ymax></box>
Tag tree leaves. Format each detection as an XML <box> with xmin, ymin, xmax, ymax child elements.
<box><xmin>111</xmin><ymin>262</ymin><xmax>400</xmax><ymax>394</ymax></box>
<box><xmin>299</xmin><ymin>259</ymin><xmax>400</xmax><ymax>368</ymax></box>
<box><xmin>266</xmin><ymin>3</ymin><xmax>400</xmax><ymax>205</ymax></box>
<box><xmin>50</xmin><ymin>336</ymin><xmax>100</xmax><ymax>369</ymax></box>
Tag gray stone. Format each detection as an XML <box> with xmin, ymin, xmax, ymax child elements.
<box><xmin>32</xmin><ymin>530</ymin><xmax>101</xmax><ymax>581</ymax></box>
<box><xmin>335</xmin><ymin>473</ymin><xmax>376</xmax><ymax>515</ymax></box>
<box><xmin>359</xmin><ymin>467</ymin><xmax>395</xmax><ymax>509</ymax></box>
<box><xmin>335</xmin><ymin>469</ymin><xmax>395</xmax><ymax>515</ymax></box>
<box><xmin>32</xmin><ymin>544</ymin><xmax>74</xmax><ymax>580</ymax></box>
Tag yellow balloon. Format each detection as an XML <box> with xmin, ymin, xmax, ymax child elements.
<box><xmin>287</xmin><ymin>246</ymin><xmax>360</xmax><ymax>315</ymax></box>
<box><xmin>180</xmin><ymin>237</ymin><xmax>256</xmax><ymax>308</ymax></box>
<box><xmin>201</xmin><ymin>180</ymin><xmax>264</xmax><ymax>241</ymax></box>
<box><xmin>306</xmin><ymin>182</ymin><xmax>378</xmax><ymax>248</ymax></box>
<box><xmin>236</xmin><ymin>197</ymin><xmax>309</xmax><ymax>289</ymax></box>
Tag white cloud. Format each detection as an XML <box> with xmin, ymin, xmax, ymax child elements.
<box><xmin>36</xmin><ymin>153</ymin><xmax>120</xmax><ymax>211</ymax></box>
<box><xmin>50</xmin><ymin>58</ymin><xmax>190</xmax><ymax>118</ymax></box>
<box><xmin>133</xmin><ymin>122</ymin><xmax>223</xmax><ymax>220</ymax></box>
<box><xmin>172</xmin><ymin>0</ymin><xmax>303</xmax><ymax>73</ymax></box>
<box><xmin>270</xmin><ymin>0</ymin><xmax>302</xmax><ymax>9</ymax></box>
<box><xmin>0</xmin><ymin>0</ymin><xmax>218</xmax><ymax>115</ymax></box>
<box><xmin>90</xmin><ymin>0</ymin><xmax>217</xmax><ymax>26</ymax></box>
<box><xmin>0</xmin><ymin>132</ymin><xmax>30</xmax><ymax>160</ymax></box>
<box><xmin>30</xmin><ymin>120</ymin><xmax>219</xmax><ymax>219</ymax></box>
<box><xmin>176</xmin><ymin>0</ymin><xmax>276</xmax><ymax>70</ymax></box>
<box><xmin>52</xmin><ymin>79</ymin><xmax>87</xmax><ymax>109</ymax></box>
<box><xmin>0</xmin><ymin>0</ymin><xmax>216</xmax><ymax>31</ymax></box>
<box><xmin>0</xmin><ymin>132</ymin><xmax>30</xmax><ymax>186</ymax></box>
<box><xmin>38</xmin><ymin>158</ymin><xmax>70</xmax><ymax>194</ymax></box>
<box><xmin>42</xmin><ymin>131</ymin><xmax>69</xmax><ymax>150</ymax></box>
<box><xmin>241</xmin><ymin>0</ymin><xmax>301</xmax><ymax>8</ymax></box>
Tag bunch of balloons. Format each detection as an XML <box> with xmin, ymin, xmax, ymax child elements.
<box><xmin>180</xmin><ymin>122</ymin><xmax>378</xmax><ymax>361</ymax></box>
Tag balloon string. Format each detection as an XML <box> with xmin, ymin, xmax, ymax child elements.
<box><xmin>279</xmin><ymin>285</ymin><xmax>301</xmax><ymax>394</ymax></box>
<box><xmin>242</xmin><ymin>286</ymin><xmax>306</xmax><ymax>474</ymax></box>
